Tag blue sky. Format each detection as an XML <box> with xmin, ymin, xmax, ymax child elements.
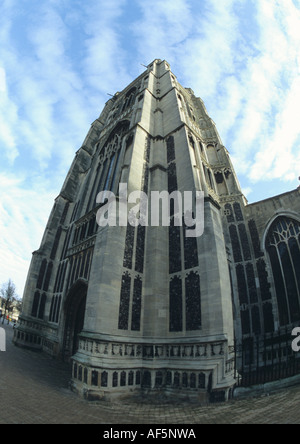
<box><xmin>0</xmin><ymin>0</ymin><xmax>300</xmax><ymax>296</ymax></box>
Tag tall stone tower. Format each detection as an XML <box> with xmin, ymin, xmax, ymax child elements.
<box><xmin>15</xmin><ymin>59</ymin><xmax>242</xmax><ymax>402</ymax></box>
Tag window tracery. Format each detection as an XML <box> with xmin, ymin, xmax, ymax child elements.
<box><xmin>266</xmin><ymin>216</ymin><xmax>300</xmax><ymax>326</ymax></box>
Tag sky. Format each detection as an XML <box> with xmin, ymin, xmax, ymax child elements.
<box><xmin>0</xmin><ymin>0</ymin><xmax>300</xmax><ymax>296</ymax></box>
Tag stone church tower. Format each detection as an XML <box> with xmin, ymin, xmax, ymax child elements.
<box><xmin>14</xmin><ymin>59</ymin><xmax>300</xmax><ymax>402</ymax></box>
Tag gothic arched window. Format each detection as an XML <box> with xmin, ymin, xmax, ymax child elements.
<box><xmin>31</xmin><ymin>291</ymin><xmax>40</xmax><ymax>317</ymax></box>
<box><xmin>38</xmin><ymin>293</ymin><xmax>47</xmax><ymax>320</ymax></box>
<box><xmin>88</xmin><ymin>121</ymin><xmax>130</xmax><ymax>211</ymax></box>
<box><xmin>169</xmin><ymin>276</ymin><xmax>183</xmax><ymax>332</ymax></box>
<box><xmin>266</xmin><ymin>216</ymin><xmax>300</xmax><ymax>326</ymax></box>
<box><xmin>122</xmin><ymin>87</ymin><xmax>137</xmax><ymax>112</ymax></box>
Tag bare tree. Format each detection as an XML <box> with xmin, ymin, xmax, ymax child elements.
<box><xmin>0</xmin><ymin>280</ymin><xmax>19</xmax><ymax>324</ymax></box>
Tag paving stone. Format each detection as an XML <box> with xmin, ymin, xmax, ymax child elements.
<box><xmin>1</xmin><ymin>324</ymin><xmax>300</xmax><ymax>424</ymax></box>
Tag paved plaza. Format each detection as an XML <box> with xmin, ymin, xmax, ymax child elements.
<box><xmin>0</xmin><ymin>323</ymin><xmax>300</xmax><ymax>424</ymax></box>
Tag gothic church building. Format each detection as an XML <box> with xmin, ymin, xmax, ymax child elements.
<box><xmin>14</xmin><ymin>60</ymin><xmax>300</xmax><ymax>402</ymax></box>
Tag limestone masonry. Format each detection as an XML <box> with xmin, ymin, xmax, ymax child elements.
<box><xmin>14</xmin><ymin>59</ymin><xmax>300</xmax><ymax>402</ymax></box>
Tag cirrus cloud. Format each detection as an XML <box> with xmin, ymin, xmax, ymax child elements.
<box><xmin>0</xmin><ymin>0</ymin><xmax>299</xmax><ymax>296</ymax></box>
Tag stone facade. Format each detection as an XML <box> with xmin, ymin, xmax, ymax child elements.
<box><xmin>14</xmin><ymin>59</ymin><xmax>300</xmax><ymax>402</ymax></box>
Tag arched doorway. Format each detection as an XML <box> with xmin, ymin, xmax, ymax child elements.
<box><xmin>63</xmin><ymin>280</ymin><xmax>88</xmax><ymax>361</ymax></box>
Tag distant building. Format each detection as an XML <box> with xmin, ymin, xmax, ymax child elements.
<box><xmin>14</xmin><ymin>60</ymin><xmax>300</xmax><ymax>402</ymax></box>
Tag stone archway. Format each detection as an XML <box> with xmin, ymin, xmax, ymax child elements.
<box><xmin>63</xmin><ymin>280</ymin><xmax>87</xmax><ymax>361</ymax></box>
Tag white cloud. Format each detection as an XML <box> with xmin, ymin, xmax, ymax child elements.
<box><xmin>0</xmin><ymin>0</ymin><xmax>300</xmax><ymax>296</ymax></box>
<box><xmin>245</xmin><ymin>1</ymin><xmax>300</xmax><ymax>183</ymax></box>
<box><xmin>81</xmin><ymin>0</ymin><xmax>131</xmax><ymax>93</ymax></box>
<box><xmin>241</xmin><ymin>187</ymin><xmax>253</xmax><ymax>199</ymax></box>
<box><xmin>0</xmin><ymin>1</ymin><xmax>95</xmax><ymax>172</ymax></box>
<box><xmin>0</xmin><ymin>173</ymin><xmax>56</xmax><ymax>295</ymax></box>
<box><xmin>176</xmin><ymin>0</ymin><xmax>239</xmax><ymax>95</ymax></box>
<box><xmin>250</xmin><ymin>75</ymin><xmax>300</xmax><ymax>182</ymax></box>
<box><xmin>0</xmin><ymin>11</ymin><xmax>22</xmax><ymax>162</ymax></box>
<box><xmin>21</xmin><ymin>5</ymin><xmax>91</xmax><ymax>167</ymax></box>
<box><xmin>132</xmin><ymin>0</ymin><xmax>193</xmax><ymax>61</ymax></box>
<box><xmin>204</xmin><ymin>0</ymin><xmax>300</xmax><ymax>187</ymax></box>
<box><xmin>0</xmin><ymin>66</ymin><xmax>19</xmax><ymax>163</ymax></box>
<box><xmin>0</xmin><ymin>67</ymin><xmax>7</xmax><ymax>93</ymax></box>
<box><xmin>130</xmin><ymin>0</ymin><xmax>300</xmax><ymax>192</ymax></box>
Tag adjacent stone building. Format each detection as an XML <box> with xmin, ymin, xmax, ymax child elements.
<box><xmin>14</xmin><ymin>59</ymin><xmax>300</xmax><ymax>402</ymax></box>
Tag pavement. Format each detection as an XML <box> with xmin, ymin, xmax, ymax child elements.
<box><xmin>1</xmin><ymin>322</ymin><xmax>300</xmax><ymax>424</ymax></box>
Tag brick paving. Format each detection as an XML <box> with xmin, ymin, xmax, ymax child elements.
<box><xmin>1</xmin><ymin>323</ymin><xmax>300</xmax><ymax>424</ymax></box>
